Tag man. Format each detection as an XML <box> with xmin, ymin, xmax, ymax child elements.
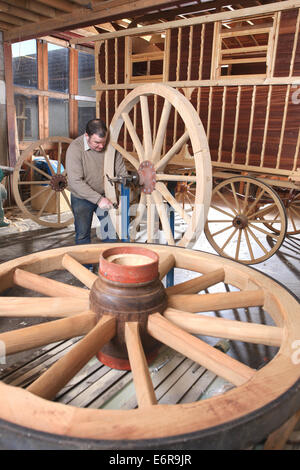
<box><xmin>66</xmin><ymin>118</ymin><xmax>127</xmax><ymax>246</ymax></box>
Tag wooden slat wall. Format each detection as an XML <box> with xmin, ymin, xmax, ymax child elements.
<box><xmin>95</xmin><ymin>6</ymin><xmax>300</xmax><ymax>176</ymax></box>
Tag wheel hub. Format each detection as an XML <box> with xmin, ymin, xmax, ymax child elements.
<box><xmin>89</xmin><ymin>246</ymin><xmax>167</xmax><ymax>370</ymax></box>
<box><xmin>49</xmin><ymin>174</ymin><xmax>68</xmax><ymax>192</ymax></box>
<box><xmin>232</xmin><ymin>214</ymin><xmax>248</xmax><ymax>229</ymax></box>
<box><xmin>138</xmin><ymin>160</ymin><xmax>156</xmax><ymax>194</ymax></box>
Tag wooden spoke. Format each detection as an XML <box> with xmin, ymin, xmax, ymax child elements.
<box><xmin>154</xmin><ymin>130</ymin><xmax>190</xmax><ymax>172</ymax></box>
<box><xmin>244</xmin><ymin>188</ymin><xmax>266</xmax><ymax>217</ymax></box>
<box><xmin>246</xmin><ymin>226</ymin><xmax>269</xmax><ymax>254</ymax></box>
<box><xmin>129</xmin><ymin>191</ymin><xmax>146</xmax><ymax>241</ymax></box>
<box><xmin>163</xmin><ymin>308</ymin><xmax>283</xmax><ymax>347</ymax></box>
<box><xmin>155</xmin><ymin>181</ymin><xmax>191</xmax><ymax>225</ymax></box>
<box><xmin>121</xmin><ymin>112</ymin><xmax>145</xmax><ymax>162</ymax></box>
<box><xmin>56</xmin><ymin>192</ymin><xmax>61</xmax><ymax>224</ymax></box>
<box><xmin>146</xmin><ymin>194</ymin><xmax>155</xmax><ymax>243</ymax></box>
<box><xmin>0</xmin><ymin>296</ymin><xmax>89</xmax><ymax>317</ymax></box>
<box><xmin>167</xmin><ymin>289</ymin><xmax>265</xmax><ymax>313</ymax></box>
<box><xmin>152</xmin><ymin>99</ymin><xmax>172</xmax><ymax>164</ymax></box>
<box><xmin>230</xmin><ymin>181</ymin><xmax>241</xmax><ymax>213</ymax></box>
<box><xmin>23</xmin><ymin>159</ymin><xmax>52</xmax><ymax>181</ymax></box>
<box><xmin>37</xmin><ymin>189</ymin><xmax>55</xmax><ymax>218</ymax></box>
<box><xmin>62</xmin><ymin>254</ymin><xmax>98</xmax><ymax>289</ymax></box>
<box><xmin>158</xmin><ymin>252</ymin><xmax>176</xmax><ymax>280</ymax></box>
<box><xmin>147</xmin><ymin>313</ymin><xmax>255</xmax><ymax>386</ymax></box>
<box><xmin>140</xmin><ymin>95</ymin><xmax>153</xmax><ymax>159</ymax></box>
<box><xmin>247</xmin><ymin>203</ymin><xmax>277</xmax><ymax>220</ymax></box>
<box><xmin>248</xmin><ymin>222</ymin><xmax>280</xmax><ymax>239</ymax></box>
<box><xmin>215</xmin><ymin>189</ymin><xmax>238</xmax><ymax>215</ymax></box>
<box><xmin>39</xmin><ymin>146</ymin><xmax>55</xmax><ymax>176</ymax></box>
<box><xmin>210</xmin><ymin>204</ymin><xmax>235</xmax><ymax>219</ymax></box>
<box><xmin>61</xmin><ymin>189</ymin><xmax>72</xmax><ymax>211</ymax></box>
<box><xmin>156</xmin><ymin>173</ymin><xmax>197</xmax><ymax>183</ymax></box>
<box><xmin>244</xmin><ymin>227</ymin><xmax>255</xmax><ymax>261</ymax></box>
<box><xmin>124</xmin><ymin>322</ymin><xmax>157</xmax><ymax>408</ymax></box>
<box><xmin>13</xmin><ymin>268</ymin><xmax>89</xmax><ymax>298</ymax></box>
<box><xmin>110</xmin><ymin>140</ymin><xmax>140</xmax><ymax>170</ymax></box>
<box><xmin>21</xmin><ymin>185</ymin><xmax>51</xmax><ymax>207</ymax></box>
<box><xmin>0</xmin><ymin>311</ymin><xmax>97</xmax><ymax>356</ymax></box>
<box><xmin>152</xmin><ymin>190</ymin><xmax>175</xmax><ymax>245</ymax></box>
<box><xmin>27</xmin><ymin>314</ymin><xmax>116</xmax><ymax>400</ymax></box>
<box><xmin>165</xmin><ymin>268</ymin><xmax>225</xmax><ymax>295</ymax></box>
<box><xmin>17</xmin><ymin>180</ymin><xmax>51</xmax><ymax>186</ymax></box>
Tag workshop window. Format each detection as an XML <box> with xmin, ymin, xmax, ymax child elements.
<box><xmin>78</xmin><ymin>51</ymin><xmax>95</xmax><ymax>97</ymax></box>
<box><xmin>49</xmin><ymin>98</ymin><xmax>69</xmax><ymax>137</ymax></box>
<box><xmin>48</xmin><ymin>43</ymin><xmax>69</xmax><ymax>94</ymax></box>
<box><xmin>12</xmin><ymin>39</ymin><xmax>38</xmax><ymax>89</ymax></box>
<box><xmin>78</xmin><ymin>100</ymin><xmax>96</xmax><ymax>135</ymax></box>
<box><xmin>14</xmin><ymin>94</ymin><xmax>38</xmax><ymax>142</ymax></box>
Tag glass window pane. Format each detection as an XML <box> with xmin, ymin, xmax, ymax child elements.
<box><xmin>49</xmin><ymin>98</ymin><xmax>69</xmax><ymax>136</ymax></box>
<box><xmin>12</xmin><ymin>40</ymin><xmax>38</xmax><ymax>89</ymax></box>
<box><xmin>14</xmin><ymin>94</ymin><xmax>38</xmax><ymax>141</ymax></box>
<box><xmin>78</xmin><ymin>100</ymin><xmax>96</xmax><ymax>135</ymax></box>
<box><xmin>78</xmin><ymin>51</ymin><xmax>95</xmax><ymax>97</ymax></box>
<box><xmin>48</xmin><ymin>44</ymin><xmax>69</xmax><ymax>93</ymax></box>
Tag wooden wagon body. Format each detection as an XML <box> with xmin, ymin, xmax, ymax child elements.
<box><xmin>70</xmin><ymin>0</ymin><xmax>300</xmax><ymax>262</ymax></box>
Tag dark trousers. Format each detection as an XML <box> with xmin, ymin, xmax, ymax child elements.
<box><xmin>70</xmin><ymin>193</ymin><xmax>117</xmax><ymax>245</ymax></box>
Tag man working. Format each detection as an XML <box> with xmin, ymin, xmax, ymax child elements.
<box><xmin>66</xmin><ymin>118</ymin><xmax>127</xmax><ymax>246</ymax></box>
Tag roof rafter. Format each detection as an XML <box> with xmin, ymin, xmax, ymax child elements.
<box><xmin>3</xmin><ymin>0</ymin><xmax>180</xmax><ymax>42</ymax></box>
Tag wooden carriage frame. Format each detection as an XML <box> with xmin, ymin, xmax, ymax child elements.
<box><xmin>69</xmin><ymin>0</ymin><xmax>300</xmax><ymax>264</ymax></box>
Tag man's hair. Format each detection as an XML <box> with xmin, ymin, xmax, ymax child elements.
<box><xmin>86</xmin><ymin>119</ymin><xmax>107</xmax><ymax>137</ymax></box>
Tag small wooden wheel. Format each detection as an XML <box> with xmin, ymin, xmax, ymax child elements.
<box><xmin>104</xmin><ymin>83</ymin><xmax>212</xmax><ymax>248</ymax></box>
<box><xmin>204</xmin><ymin>177</ymin><xmax>287</xmax><ymax>265</ymax></box>
<box><xmin>0</xmin><ymin>243</ymin><xmax>300</xmax><ymax>450</ymax></box>
<box><xmin>13</xmin><ymin>137</ymin><xmax>74</xmax><ymax>228</ymax></box>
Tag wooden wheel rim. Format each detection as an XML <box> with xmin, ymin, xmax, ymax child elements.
<box><xmin>0</xmin><ymin>243</ymin><xmax>300</xmax><ymax>449</ymax></box>
<box><xmin>104</xmin><ymin>83</ymin><xmax>212</xmax><ymax>248</ymax></box>
<box><xmin>204</xmin><ymin>176</ymin><xmax>287</xmax><ymax>265</ymax></box>
<box><xmin>13</xmin><ymin>137</ymin><xmax>74</xmax><ymax>228</ymax></box>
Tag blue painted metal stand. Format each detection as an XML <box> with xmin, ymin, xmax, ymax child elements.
<box><xmin>121</xmin><ymin>184</ymin><xmax>130</xmax><ymax>242</ymax></box>
<box><xmin>120</xmin><ymin>183</ymin><xmax>175</xmax><ymax>286</ymax></box>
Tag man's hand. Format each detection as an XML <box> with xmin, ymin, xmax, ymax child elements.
<box><xmin>98</xmin><ymin>197</ymin><xmax>113</xmax><ymax>210</ymax></box>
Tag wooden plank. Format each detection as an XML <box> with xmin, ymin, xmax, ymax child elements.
<box><xmin>69</xmin><ymin>1</ymin><xmax>300</xmax><ymax>45</ymax></box>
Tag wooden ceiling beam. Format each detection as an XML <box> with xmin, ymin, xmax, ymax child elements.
<box><xmin>0</xmin><ymin>12</ymin><xmax>30</xmax><ymax>26</ymax></box>
<box><xmin>7</xmin><ymin>0</ymin><xmax>56</xmax><ymax>18</ymax></box>
<box><xmin>34</xmin><ymin>0</ymin><xmax>75</xmax><ymax>13</ymax></box>
<box><xmin>0</xmin><ymin>0</ymin><xmax>45</xmax><ymax>22</ymax></box>
<box><xmin>3</xmin><ymin>0</ymin><xmax>178</xmax><ymax>42</ymax></box>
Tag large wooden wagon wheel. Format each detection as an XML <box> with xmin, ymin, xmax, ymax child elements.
<box><xmin>13</xmin><ymin>137</ymin><xmax>74</xmax><ymax>228</ymax></box>
<box><xmin>104</xmin><ymin>83</ymin><xmax>212</xmax><ymax>248</ymax></box>
<box><xmin>204</xmin><ymin>177</ymin><xmax>287</xmax><ymax>265</ymax></box>
<box><xmin>0</xmin><ymin>243</ymin><xmax>300</xmax><ymax>450</ymax></box>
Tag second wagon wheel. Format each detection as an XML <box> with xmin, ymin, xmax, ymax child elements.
<box><xmin>204</xmin><ymin>176</ymin><xmax>287</xmax><ymax>265</ymax></box>
<box><xmin>104</xmin><ymin>83</ymin><xmax>212</xmax><ymax>248</ymax></box>
<box><xmin>0</xmin><ymin>243</ymin><xmax>300</xmax><ymax>450</ymax></box>
<box><xmin>13</xmin><ymin>137</ymin><xmax>74</xmax><ymax>228</ymax></box>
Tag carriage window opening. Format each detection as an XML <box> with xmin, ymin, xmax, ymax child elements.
<box><xmin>128</xmin><ymin>34</ymin><xmax>165</xmax><ymax>83</ymax></box>
<box><xmin>214</xmin><ymin>15</ymin><xmax>275</xmax><ymax>78</ymax></box>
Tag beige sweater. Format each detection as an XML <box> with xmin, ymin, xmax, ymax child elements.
<box><xmin>66</xmin><ymin>134</ymin><xmax>127</xmax><ymax>204</ymax></box>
